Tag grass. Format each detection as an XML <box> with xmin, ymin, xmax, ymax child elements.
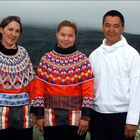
<box><xmin>135</xmin><ymin>122</ymin><xmax>140</xmax><ymax>140</ymax></box>
<box><xmin>33</xmin><ymin>125</ymin><xmax>44</xmax><ymax>140</ymax></box>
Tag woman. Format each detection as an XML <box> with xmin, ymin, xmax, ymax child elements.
<box><xmin>31</xmin><ymin>20</ymin><xmax>94</xmax><ymax>140</ymax></box>
<box><xmin>0</xmin><ymin>16</ymin><xmax>35</xmax><ymax>140</ymax></box>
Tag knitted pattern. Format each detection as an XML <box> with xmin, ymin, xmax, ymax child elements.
<box><xmin>0</xmin><ymin>46</ymin><xmax>35</xmax><ymax>90</ymax></box>
<box><xmin>37</xmin><ymin>50</ymin><xmax>93</xmax><ymax>85</ymax></box>
<box><xmin>0</xmin><ymin>92</ymin><xmax>29</xmax><ymax>106</ymax></box>
<box><xmin>32</xmin><ymin>49</ymin><xmax>94</xmax><ymax>126</ymax></box>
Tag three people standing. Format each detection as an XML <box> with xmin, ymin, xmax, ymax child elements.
<box><xmin>0</xmin><ymin>10</ymin><xmax>140</xmax><ymax>140</ymax></box>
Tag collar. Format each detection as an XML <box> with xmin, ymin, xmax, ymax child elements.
<box><xmin>0</xmin><ymin>43</ymin><xmax>18</xmax><ymax>55</ymax></box>
<box><xmin>101</xmin><ymin>35</ymin><xmax>128</xmax><ymax>52</ymax></box>
<box><xmin>54</xmin><ymin>44</ymin><xmax>78</xmax><ymax>54</ymax></box>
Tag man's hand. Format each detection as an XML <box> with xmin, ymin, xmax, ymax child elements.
<box><xmin>124</xmin><ymin>124</ymin><xmax>138</xmax><ymax>138</ymax></box>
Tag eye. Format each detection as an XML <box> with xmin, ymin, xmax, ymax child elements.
<box><xmin>60</xmin><ymin>33</ymin><xmax>65</xmax><ymax>36</ymax></box>
<box><xmin>68</xmin><ymin>34</ymin><xmax>73</xmax><ymax>37</ymax></box>
<box><xmin>113</xmin><ymin>24</ymin><xmax>120</xmax><ymax>28</ymax></box>
<box><xmin>8</xmin><ymin>28</ymin><xmax>13</xmax><ymax>31</ymax></box>
<box><xmin>104</xmin><ymin>23</ymin><xmax>110</xmax><ymax>27</ymax></box>
<box><xmin>15</xmin><ymin>29</ymin><xmax>20</xmax><ymax>33</ymax></box>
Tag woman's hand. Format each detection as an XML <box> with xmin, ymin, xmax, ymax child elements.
<box><xmin>36</xmin><ymin>119</ymin><xmax>45</xmax><ymax>133</ymax></box>
<box><xmin>77</xmin><ymin>119</ymin><xmax>89</xmax><ymax>136</ymax></box>
<box><xmin>29</xmin><ymin>113</ymin><xmax>36</xmax><ymax>126</ymax></box>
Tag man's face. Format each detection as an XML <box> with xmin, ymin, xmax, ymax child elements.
<box><xmin>102</xmin><ymin>16</ymin><xmax>125</xmax><ymax>46</ymax></box>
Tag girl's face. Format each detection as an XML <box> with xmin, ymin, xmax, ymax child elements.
<box><xmin>0</xmin><ymin>21</ymin><xmax>21</xmax><ymax>49</ymax></box>
<box><xmin>56</xmin><ymin>26</ymin><xmax>76</xmax><ymax>49</ymax></box>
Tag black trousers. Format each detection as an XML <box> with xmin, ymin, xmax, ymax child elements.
<box><xmin>44</xmin><ymin>125</ymin><xmax>86</xmax><ymax>140</ymax></box>
<box><xmin>0</xmin><ymin>127</ymin><xmax>33</xmax><ymax>140</ymax></box>
<box><xmin>89</xmin><ymin>110</ymin><xmax>134</xmax><ymax>140</ymax></box>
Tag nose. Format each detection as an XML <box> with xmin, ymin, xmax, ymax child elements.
<box><xmin>64</xmin><ymin>36</ymin><xmax>69</xmax><ymax>40</ymax></box>
<box><xmin>109</xmin><ymin>26</ymin><xmax>114</xmax><ymax>31</ymax></box>
<box><xmin>12</xmin><ymin>30</ymin><xmax>17</xmax><ymax>36</ymax></box>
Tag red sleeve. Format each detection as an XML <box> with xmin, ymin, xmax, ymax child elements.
<box><xmin>30</xmin><ymin>77</ymin><xmax>45</xmax><ymax>107</ymax></box>
<box><xmin>82</xmin><ymin>79</ymin><xmax>94</xmax><ymax>108</ymax></box>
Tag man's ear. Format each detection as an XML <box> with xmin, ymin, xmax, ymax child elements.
<box><xmin>122</xmin><ymin>25</ymin><xmax>125</xmax><ymax>33</ymax></box>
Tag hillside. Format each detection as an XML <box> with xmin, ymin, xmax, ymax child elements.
<box><xmin>19</xmin><ymin>26</ymin><xmax>140</xmax><ymax>70</ymax></box>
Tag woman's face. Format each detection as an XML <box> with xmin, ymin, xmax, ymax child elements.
<box><xmin>0</xmin><ymin>21</ymin><xmax>21</xmax><ymax>49</ymax></box>
<box><xmin>56</xmin><ymin>26</ymin><xmax>76</xmax><ymax>49</ymax></box>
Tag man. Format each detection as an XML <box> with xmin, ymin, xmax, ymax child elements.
<box><xmin>89</xmin><ymin>10</ymin><xmax>140</xmax><ymax>140</ymax></box>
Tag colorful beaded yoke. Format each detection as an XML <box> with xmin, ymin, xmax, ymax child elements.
<box><xmin>37</xmin><ymin>50</ymin><xmax>93</xmax><ymax>85</ymax></box>
<box><xmin>0</xmin><ymin>46</ymin><xmax>35</xmax><ymax>90</ymax></box>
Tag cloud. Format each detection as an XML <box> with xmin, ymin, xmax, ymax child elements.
<box><xmin>0</xmin><ymin>1</ymin><xmax>140</xmax><ymax>34</ymax></box>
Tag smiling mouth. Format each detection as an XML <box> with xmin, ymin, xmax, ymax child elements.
<box><xmin>9</xmin><ymin>38</ymin><xmax>16</xmax><ymax>42</ymax></box>
<box><xmin>107</xmin><ymin>34</ymin><xmax>116</xmax><ymax>38</ymax></box>
<box><xmin>63</xmin><ymin>43</ymin><xmax>71</xmax><ymax>46</ymax></box>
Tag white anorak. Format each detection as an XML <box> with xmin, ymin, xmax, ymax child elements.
<box><xmin>89</xmin><ymin>35</ymin><xmax>140</xmax><ymax>125</ymax></box>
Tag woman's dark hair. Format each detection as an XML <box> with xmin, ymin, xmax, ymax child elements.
<box><xmin>57</xmin><ymin>20</ymin><xmax>77</xmax><ymax>35</ymax></box>
<box><xmin>102</xmin><ymin>10</ymin><xmax>125</xmax><ymax>26</ymax></box>
<box><xmin>0</xmin><ymin>16</ymin><xmax>23</xmax><ymax>41</ymax></box>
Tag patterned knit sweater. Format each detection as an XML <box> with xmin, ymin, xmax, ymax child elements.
<box><xmin>31</xmin><ymin>45</ymin><xmax>94</xmax><ymax>126</ymax></box>
<box><xmin>0</xmin><ymin>44</ymin><xmax>35</xmax><ymax>106</ymax></box>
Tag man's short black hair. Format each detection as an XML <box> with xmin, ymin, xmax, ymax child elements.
<box><xmin>102</xmin><ymin>10</ymin><xmax>125</xmax><ymax>26</ymax></box>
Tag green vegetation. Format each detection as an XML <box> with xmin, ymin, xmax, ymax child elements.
<box><xmin>135</xmin><ymin>121</ymin><xmax>140</xmax><ymax>140</ymax></box>
<box><xmin>33</xmin><ymin>126</ymin><xmax>43</xmax><ymax>140</ymax></box>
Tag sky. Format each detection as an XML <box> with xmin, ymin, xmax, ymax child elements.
<box><xmin>0</xmin><ymin>1</ymin><xmax>140</xmax><ymax>34</ymax></box>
